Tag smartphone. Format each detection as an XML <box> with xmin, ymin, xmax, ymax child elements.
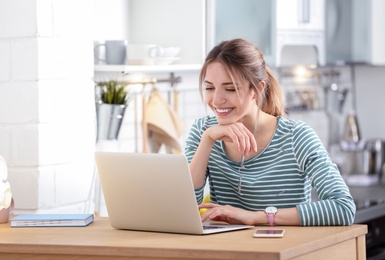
<box><xmin>253</xmin><ymin>229</ymin><xmax>285</xmax><ymax>238</ymax></box>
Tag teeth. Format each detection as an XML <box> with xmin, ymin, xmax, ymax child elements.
<box><xmin>216</xmin><ymin>108</ymin><xmax>232</xmax><ymax>113</ymax></box>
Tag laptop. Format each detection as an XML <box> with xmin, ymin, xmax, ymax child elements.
<box><xmin>95</xmin><ymin>151</ymin><xmax>253</xmax><ymax>235</ymax></box>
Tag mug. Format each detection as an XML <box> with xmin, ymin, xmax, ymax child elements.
<box><xmin>93</xmin><ymin>40</ymin><xmax>106</xmax><ymax>65</ymax></box>
<box><xmin>94</xmin><ymin>40</ymin><xmax>127</xmax><ymax>65</ymax></box>
<box><xmin>126</xmin><ymin>44</ymin><xmax>163</xmax><ymax>65</ymax></box>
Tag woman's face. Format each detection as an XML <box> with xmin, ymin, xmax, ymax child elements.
<box><xmin>204</xmin><ymin>61</ymin><xmax>257</xmax><ymax>125</ymax></box>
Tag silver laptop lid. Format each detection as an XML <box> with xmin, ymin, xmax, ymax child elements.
<box><xmin>95</xmin><ymin>152</ymin><xmax>205</xmax><ymax>234</ymax></box>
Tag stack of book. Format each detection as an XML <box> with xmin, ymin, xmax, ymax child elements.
<box><xmin>10</xmin><ymin>214</ymin><xmax>94</xmax><ymax>227</ymax></box>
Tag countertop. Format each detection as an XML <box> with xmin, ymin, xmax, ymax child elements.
<box><xmin>0</xmin><ymin>217</ymin><xmax>367</xmax><ymax>260</ymax></box>
<box><xmin>349</xmin><ymin>184</ymin><xmax>385</xmax><ymax>223</ymax></box>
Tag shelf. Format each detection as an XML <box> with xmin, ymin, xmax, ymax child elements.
<box><xmin>94</xmin><ymin>64</ymin><xmax>202</xmax><ymax>73</ymax></box>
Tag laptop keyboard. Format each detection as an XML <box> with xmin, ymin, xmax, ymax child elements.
<box><xmin>203</xmin><ymin>225</ymin><xmax>226</xmax><ymax>230</ymax></box>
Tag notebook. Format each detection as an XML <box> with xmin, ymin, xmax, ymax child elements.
<box><xmin>11</xmin><ymin>214</ymin><xmax>94</xmax><ymax>227</ymax></box>
<box><xmin>95</xmin><ymin>152</ymin><xmax>253</xmax><ymax>235</ymax></box>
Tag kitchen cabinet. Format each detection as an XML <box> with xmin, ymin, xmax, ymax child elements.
<box><xmin>276</xmin><ymin>0</ymin><xmax>325</xmax><ymax>31</ymax></box>
<box><xmin>276</xmin><ymin>0</ymin><xmax>325</xmax><ymax>66</ymax></box>
<box><xmin>207</xmin><ymin>0</ymin><xmax>276</xmax><ymax>66</ymax></box>
<box><xmin>326</xmin><ymin>0</ymin><xmax>385</xmax><ymax>65</ymax></box>
<box><xmin>208</xmin><ymin>0</ymin><xmax>325</xmax><ymax>67</ymax></box>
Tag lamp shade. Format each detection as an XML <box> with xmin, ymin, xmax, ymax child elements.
<box><xmin>0</xmin><ymin>156</ymin><xmax>12</xmax><ymax>223</ymax></box>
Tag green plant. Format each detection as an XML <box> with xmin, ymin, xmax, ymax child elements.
<box><xmin>96</xmin><ymin>80</ymin><xmax>131</xmax><ymax>105</ymax></box>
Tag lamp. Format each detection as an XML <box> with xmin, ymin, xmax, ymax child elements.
<box><xmin>0</xmin><ymin>156</ymin><xmax>13</xmax><ymax>223</ymax></box>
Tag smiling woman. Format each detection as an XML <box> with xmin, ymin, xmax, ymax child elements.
<box><xmin>185</xmin><ymin>38</ymin><xmax>355</xmax><ymax>227</ymax></box>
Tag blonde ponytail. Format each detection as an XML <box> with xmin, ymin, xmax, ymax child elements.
<box><xmin>262</xmin><ymin>67</ymin><xmax>287</xmax><ymax>117</ymax></box>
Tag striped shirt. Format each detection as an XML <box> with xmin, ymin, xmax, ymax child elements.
<box><xmin>184</xmin><ymin>116</ymin><xmax>356</xmax><ymax>226</ymax></box>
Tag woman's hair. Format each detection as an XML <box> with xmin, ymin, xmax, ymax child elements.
<box><xmin>199</xmin><ymin>38</ymin><xmax>286</xmax><ymax>117</ymax></box>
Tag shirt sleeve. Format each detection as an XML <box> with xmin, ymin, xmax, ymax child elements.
<box><xmin>292</xmin><ymin>121</ymin><xmax>356</xmax><ymax>226</ymax></box>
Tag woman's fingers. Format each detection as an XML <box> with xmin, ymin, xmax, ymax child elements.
<box><xmin>200</xmin><ymin>205</ymin><xmax>235</xmax><ymax>223</ymax></box>
<box><xmin>199</xmin><ymin>204</ymin><xmax>253</xmax><ymax>225</ymax></box>
<box><xmin>198</xmin><ymin>203</ymin><xmax>219</xmax><ymax>209</ymax></box>
<box><xmin>228</xmin><ymin>123</ymin><xmax>255</xmax><ymax>155</ymax></box>
<box><xmin>206</xmin><ymin>122</ymin><xmax>257</xmax><ymax>156</ymax></box>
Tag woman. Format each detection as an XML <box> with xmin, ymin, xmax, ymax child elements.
<box><xmin>184</xmin><ymin>39</ymin><xmax>355</xmax><ymax>226</ymax></box>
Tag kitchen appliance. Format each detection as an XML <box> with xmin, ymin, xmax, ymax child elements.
<box><xmin>342</xmin><ymin>139</ymin><xmax>385</xmax><ymax>186</ymax></box>
<box><xmin>324</xmin><ymin>75</ymin><xmax>350</xmax><ymax>147</ymax></box>
<box><xmin>343</xmin><ymin>111</ymin><xmax>361</xmax><ymax>143</ymax></box>
<box><xmin>364</xmin><ymin>139</ymin><xmax>385</xmax><ymax>178</ymax></box>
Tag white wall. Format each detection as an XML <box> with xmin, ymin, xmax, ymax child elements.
<box><xmin>0</xmin><ymin>0</ymin><xmax>96</xmax><ymax>214</ymax></box>
<box><xmin>93</xmin><ymin>0</ymin><xmax>130</xmax><ymax>41</ymax></box>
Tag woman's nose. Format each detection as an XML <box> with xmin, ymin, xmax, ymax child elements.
<box><xmin>212</xmin><ymin>89</ymin><xmax>225</xmax><ymax>105</ymax></box>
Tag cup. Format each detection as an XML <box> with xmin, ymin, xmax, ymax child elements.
<box><xmin>126</xmin><ymin>44</ymin><xmax>163</xmax><ymax>65</ymax></box>
<box><xmin>94</xmin><ymin>40</ymin><xmax>127</xmax><ymax>65</ymax></box>
<box><xmin>157</xmin><ymin>47</ymin><xmax>181</xmax><ymax>58</ymax></box>
<box><xmin>94</xmin><ymin>40</ymin><xmax>106</xmax><ymax>65</ymax></box>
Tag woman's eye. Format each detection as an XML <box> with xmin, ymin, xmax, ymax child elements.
<box><xmin>226</xmin><ymin>88</ymin><xmax>236</xmax><ymax>92</ymax></box>
<box><xmin>205</xmin><ymin>86</ymin><xmax>214</xmax><ymax>91</ymax></box>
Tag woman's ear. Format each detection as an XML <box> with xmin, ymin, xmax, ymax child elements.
<box><xmin>253</xmin><ymin>81</ymin><xmax>266</xmax><ymax>100</ymax></box>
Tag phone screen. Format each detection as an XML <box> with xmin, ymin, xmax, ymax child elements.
<box><xmin>253</xmin><ymin>229</ymin><xmax>285</xmax><ymax>238</ymax></box>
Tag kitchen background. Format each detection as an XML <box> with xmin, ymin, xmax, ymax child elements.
<box><xmin>1</xmin><ymin>0</ymin><xmax>385</xmax><ymax>256</ymax></box>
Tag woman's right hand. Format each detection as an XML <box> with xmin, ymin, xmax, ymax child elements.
<box><xmin>203</xmin><ymin>122</ymin><xmax>258</xmax><ymax>156</ymax></box>
<box><xmin>189</xmin><ymin>121</ymin><xmax>257</xmax><ymax>189</ymax></box>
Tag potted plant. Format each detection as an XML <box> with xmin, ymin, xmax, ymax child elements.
<box><xmin>95</xmin><ymin>80</ymin><xmax>132</xmax><ymax>140</ymax></box>
<box><xmin>96</xmin><ymin>80</ymin><xmax>130</xmax><ymax>105</ymax></box>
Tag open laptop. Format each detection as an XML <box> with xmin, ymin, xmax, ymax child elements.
<box><xmin>95</xmin><ymin>151</ymin><xmax>253</xmax><ymax>235</ymax></box>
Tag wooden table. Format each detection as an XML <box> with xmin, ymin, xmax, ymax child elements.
<box><xmin>0</xmin><ymin>217</ymin><xmax>367</xmax><ymax>260</ymax></box>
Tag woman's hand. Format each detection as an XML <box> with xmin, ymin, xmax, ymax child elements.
<box><xmin>199</xmin><ymin>203</ymin><xmax>258</xmax><ymax>226</ymax></box>
<box><xmin>204</xmin><ymin>122</ymin><xmax>258</xmax><ymax>156</ymax></box>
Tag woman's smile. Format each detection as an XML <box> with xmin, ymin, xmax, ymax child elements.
<box><xmin>215</xmin><ymin>107</ymin><xmax>233</xmax><ymax>116</ymax></box>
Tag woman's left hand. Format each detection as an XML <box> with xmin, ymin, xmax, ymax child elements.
<box><xmin>199</xmin><ymin>203</ymin><xmax>257</xmax><ymax>226</ymax></box>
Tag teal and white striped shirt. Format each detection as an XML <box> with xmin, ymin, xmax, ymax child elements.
<box><xmin>185</xmin><ymin>116</ymin><xmax>355</xmax><ymax>226</ymax></box>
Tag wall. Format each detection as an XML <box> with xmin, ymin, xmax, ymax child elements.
<box><xmin>93</xmin><ymin>0</ymin><xmax>130</xmax><ymax>41</ymax></box>
<box><xmin>355</xmin><ymin>65</ymin><xmax>385</xmax><ymax>139</ymax></box>
<box><xmin>0</xmin><ymin>0</ymin><xmax>95</xmax><ymax>214</ymax></box>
